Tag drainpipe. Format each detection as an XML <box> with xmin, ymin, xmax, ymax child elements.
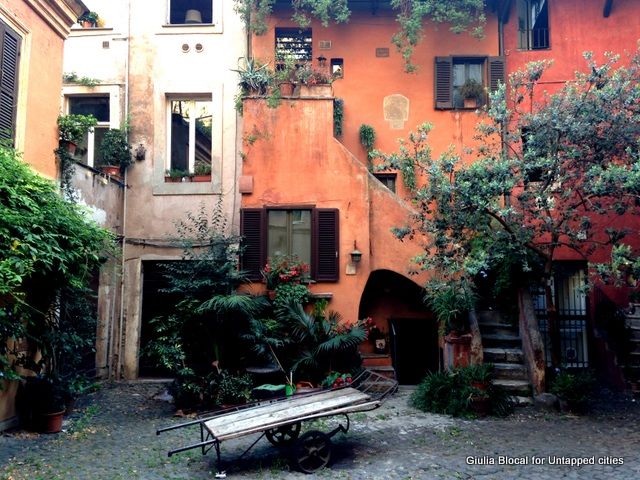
<box><xmin>115</xmin><ymin>0</ymin><xmax>132</xmax><ymax>380</ymax></box>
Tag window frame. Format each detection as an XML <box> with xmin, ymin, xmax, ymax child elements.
<box><xmin>517</xmin><ymin>0</ymin><xmax>550</xmax><ymax>50</ymax></box>
<box><xmin>240</xmin><ymin>207</ymin><xmax>339</xmax><ymax>283</ymax></box>
<box><xmin>165</xmin><ymin>95</ymin><xmax>213</xmax><ymax>175</ymax></box>
<box><xmin>434</xmin><ymin>56</ymin><xmax>505</xmax><ymax>110</ymax></box>
<box><xmin>66</xmin><ymin>95</ymin><xmax>111</xmax><ymax>168</ymax></box>
<box><xmin>167</xmin><ymin>0</ymin><xmax>215</xmax><ymax>26</ymax></box>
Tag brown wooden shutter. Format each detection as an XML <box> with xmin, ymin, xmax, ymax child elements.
<box><xmin>313</xmin><ymin>209</ymin><xmax>339</xmax><ymax>282</ymax></box>
<box><xmin>434</xmin><ymin>56</ymin><xmax>453</xmax><ymax>109</ymax></box>
<box><xmin>488</xmin><ymin>56</ymin><xmax>506</xmax><ymax>94</ymax></box>
<box><xmin>240</xmin><ymin>208</ymin><xmax>265</xmax><ymax>281</ymax></box>
<box><xmin>0</xmin><ymin>21</ymin><xmax>20</xmax><ymax>145</ymax></box>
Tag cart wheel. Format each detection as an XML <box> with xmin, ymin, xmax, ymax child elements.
<box><xmin>265</xmin><ymin>422</ymin><xmax>301</xmax><ymax>446</ymax></box>
<box><xmin>293</xmin><ymin>430</ymin><xmax>332</xmax><ymax>473</ymax></box>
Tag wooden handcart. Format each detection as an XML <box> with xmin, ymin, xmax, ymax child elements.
<box><xmin>157</xmin><ymin>369</ymin><xmax>397</xmax><ymax>477</ymax></box>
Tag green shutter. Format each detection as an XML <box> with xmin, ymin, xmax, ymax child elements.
<box><xmin>0</xmin><ymin>21</ymin><xmax>20</xmax><ymax>144</ymax></box>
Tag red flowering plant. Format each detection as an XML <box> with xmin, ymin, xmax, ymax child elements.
<box><xmin>261</xmin><ymin>255</ymin><xmax>310</xmax><ymax>289</ymax></box>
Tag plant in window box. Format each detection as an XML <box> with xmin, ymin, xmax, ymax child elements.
<box><xmin>192</xmin><ymin>163</ymin><xmax>212</xmax><ymax>182</ymax></box>
<box><xmin>165</xmin><ymin>168</ymin><xmax>190</xmax><ymax>182</ymax></box>
<box><xmin>78</xmin><ymin>11</ymin><xmax>99</xmax><ymax>28</ymax></box>
<box><xmin>262</xmin><ymin>255</ymin><xmax>310</xmax><ymax>292</ymax></box>
<box><xmin>57</xmin><ymin>114</ymin><xmax>97</xmax><ymax>155</ymax></box>
<box><xmin>459</xmin><ymin>79</ymin><xmax>485</xmax><ymax>108</ymax></box>
<box><xmin>232</xmin><ymin>57</ymin><xmax>272</xmax><ymax>96</ymax></box>
<box><xmin>98</xmin><ymin>128</ymin><xmax>132</xmax><ymax>176</ymax></box>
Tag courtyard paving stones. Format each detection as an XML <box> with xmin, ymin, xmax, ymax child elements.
<box><xmin>0</xmin><ymin>381</ymin><xmax>638</xmax><ymax>479</ymax></box>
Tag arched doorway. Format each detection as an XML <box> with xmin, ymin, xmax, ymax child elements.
<box><xmin>358</xmin><ymin>270</ymin><xmax>439</xmax><ymax>384</ymax></box>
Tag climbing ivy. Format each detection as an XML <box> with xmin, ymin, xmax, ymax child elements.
<box><xmin>234</xmin><ymin>0</ymin><xmax>486</xmax><ymax>72</ymax></box>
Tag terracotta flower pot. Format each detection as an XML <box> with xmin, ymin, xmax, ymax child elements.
<box><xmin>39</xmin><ymin>410</ymin><xmax>65</xmax><ymax>434</ymax></box>
<box><xmin>279</xmin><ymin>82</ymin><xmax>295</xmax><ymax>96</ymax></box>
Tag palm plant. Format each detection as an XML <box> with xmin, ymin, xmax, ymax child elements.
<box><xmin>280</xmin><ymin>301</ymin><xmax>366</xmax><ymax>381</ymax></box>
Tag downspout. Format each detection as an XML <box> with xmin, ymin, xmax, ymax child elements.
<box><xmin>115</xmin><ymin>0</ymin><xmax>132</xmax><ymax>379</ymax></box>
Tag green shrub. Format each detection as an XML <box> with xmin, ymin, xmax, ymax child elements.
<box><xmin>411</xmin><ymin>366</ymin><xmax>513</xmax><ymax>418</ymax></box>
<box><xmin>550</xmin><ymin>370</ymin><xmax>594</xmax><ymax>411</ymax></box>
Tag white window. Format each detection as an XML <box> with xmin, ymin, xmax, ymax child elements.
<box><xmin>168</xmin><ymin>0</ymin><xmax>214</xmax><ymax>25</ymax></box>
<box><xmin>166</xmin><ymin>97</ymin><xmax>212</xmax><ymax>175</ymax></box>
<box><xmin>67</xmin><ymin>96</ymin><xmax>110</xmax><ymax>168</ymax></box>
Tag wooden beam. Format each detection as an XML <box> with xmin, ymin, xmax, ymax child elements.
<box><xmin>603</xmin><ymin>0</ymin><xmax>613</xmax><ymax>17</ymax></box>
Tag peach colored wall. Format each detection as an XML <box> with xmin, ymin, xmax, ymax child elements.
<box><xmin>0</xmin><ymin>0</ymin><xmax>66</xmax><ymax>179</ymax></box>
<box><xmin>241</xmin><ymin>97</ymin><xmax>430</xmax><ymax>322</ymax></box>
<box><xmin>503</xmin><ymin>0</ymin><xmax>640</xmax><ymax>267</ymax></box>
<box><xmin>251</xmin><ymin>11</ymin><xmax>500</xmax><ymax>192</ymax></box>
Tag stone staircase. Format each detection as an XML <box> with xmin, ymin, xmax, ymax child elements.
<box><xmin>477</xmin><ymin>310</ymin><xmax>533</xmax><ymax>405</ymax></box>
<box><xmin>361</xmin><ymin>353</ymin><xmax>397</xmax><ymax>380</ymax></box>
<box><xmin>625</xmin><ymin>304</ymin><xmax>640</xmax><ymax>391</ymax></box>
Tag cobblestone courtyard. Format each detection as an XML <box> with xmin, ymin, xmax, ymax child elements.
<box><xmin>1</xmin><ymin>381</ymin><xmax>638</xmax><ymax>479</ymax></box>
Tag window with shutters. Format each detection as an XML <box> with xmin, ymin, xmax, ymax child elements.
<box><xmin>517</xmin><ymin>0</ymin><xmax>549</xmax><ymax>50</ymax></box>
<box><xmin>240</xmin><ymin>207</ymin><xmax>339</xmax><ymax>282</ymax></box>
<box><xmin>434</xmin><ymin>56</ymin><xmax>505</xmax><ymax>110</ymax></box>
<box><xmin>0</xmin><ymin>20</ymin><xmax>21</xmax><ymax>145</ymax></box>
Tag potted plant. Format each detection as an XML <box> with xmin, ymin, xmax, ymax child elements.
<box><xmin>261</xmin><ymin>255</ymin><xmax>310</xmax><ymax>295</ymax></box>
<box><xmin>232</xmin><ymin>57</ymin><xmax>272</xmax><ymax>96</ymax></box>
<box><xmin>459</xmin><ymin>79</ymin><xmax>485</xmax><ymax>108</ymax></box>
<box><xmin>97</xmin><ymin>128</ymin><xmax>132</xmax><ymax>176</ymax></box>
<box><xmin>550</xmin><ymin>370</ymin><xmax>595</xmax><ymax>413</ymax></box>
<box><xmin>78</xmin><ymin>11</ymin><xmax>99</xmax><ymax>28</ymax></box>
<box><xmin>295</xmin><ymin>63</ymin><xmax>333</xmax><ymax>98</ymax></box>
<box><xmin>57</xmin><ymin>114</ymin><xmax>97</xmax><ymax>155</ymax></box>
<box><xmin>275</xmin><ymin>57</ymin><xmax>297</xmax><ymax>96</ymax></box>
<box><xmin>192</xmin><ymin>162</ymin><xmax>212</xmax><ymax>182</ymax></box>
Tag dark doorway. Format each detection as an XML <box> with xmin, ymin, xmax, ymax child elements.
<box><xmin>139</xmin><ymin>261</ymin><xmax>177</xmax><ymax>377</ymax></box>
<box><xmin>389</xmin><ymin>318</ymin><xmax>439</xmax><ymax>384</ymax></box>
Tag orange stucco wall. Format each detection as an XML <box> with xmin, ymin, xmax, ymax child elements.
<box><xmin>241</xmin><ymin>97</ymin><xmax>430</xmax><ymax>322</ymax></box>
<box><xmin>251</xmin><ymin>11</ymin><xmax>500</xmax><ymax>194</ymax></box>
<box><xmin>0</xmin><ymin>0</ymin><xmax>66</xmax><ymax>179</ymax></box>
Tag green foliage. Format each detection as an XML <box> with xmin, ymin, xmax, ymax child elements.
<box><xmin>359</xmin><ymin>124</ymin><xmax>376</xmax><ymax>153</ymax></box>
<box><xmin>78</xmin><ymin>11</ymin><xmax>99</xmax><ymax>26</ymax></box>
<box><xmin>234</xmin><ymin>1</ymin><xmax>485</xmax><ymax>71</ymax></box>
<box><xmin>165</xmin><ymin>168</ymin><xmax>190</xmax><ymax>179</ymax></box>
<box><xmin>391</xmin><ymin>0</ymin><xmax>486</xmax><ymax>73</ymax></box>
<box><xmin>0</xmin><ymin>144</ymin><xmax>112</xmax><ymax>387</ymax></box>
<box><xmin>63</xmin><ymin>72</ymin><xmax>100</xmax><ymax>88</ymax></box>
<box><xmin>57</xmin><ymin>114</ymin><xmax>97</xmax><ymax>144</ymax></box>
<box><xmin>273</xmin><ymin>283</ymin><xmax>309</xmax><ymax>313</ymax></box>
<box><xmin>550</xmin><ymin>370</ymin><xmax>595</xmax><ymax>407</ymax></box>
<box><xmin>423</xmin><ymin>278</ymin><xmax>476</xmax><ymax>333</ymax></box>
<box><xmin>98</xmin><ymin>129</ymin><xmax>132</xmax><ymax>170</ymax></box>
<box><xmin>333</xmin><ymin>98</ymin><xmax>344</xmax><ymax>137</ymax></box>
<box><xmin>215</xmin><ymin>371</ymin><xmax>254</xmax><ymax>405</ymax></box>
<box><xmin>143</xmin><ymin>201</ymin><xmax>266</xmax><ymax>408</ymax></box>
<box><xmin>294</xmin><ymin>63</ymin><xmax>332</xmax><ymax>85</ymax></box>
<box><xmin>279</xmin><ymin>301</ymin><xmax>365</xmax><ymax>381</ymax></box>
<box><xmin>459</xmin><ymin>78</ymin><xmax>485</xmax><ymax>100</ymax></box>
<box><xmin>411</xmin><ymin>366</ymin><xmax>512</xmax><ymax>417</ymax></box>
<box><xmin>232</xmin><ymin>57</ymin><xmax>272</xmax><ymax>95</ymax></box>
<box><xmin>376</xmin><ymin>51</ymin><xmax>640</xmax><ymax>332</ymax></box>
<box><xmin>262</xmin><ymin>255</ymin><xmax>310</xmax><ymax>289</ymax></box>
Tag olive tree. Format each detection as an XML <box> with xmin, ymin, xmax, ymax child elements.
<box><xmin>374</xmin><ymin>50</ymin><xmax>640</xmax><ymax>367</ymax></box>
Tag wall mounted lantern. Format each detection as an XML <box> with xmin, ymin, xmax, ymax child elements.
<box><xmin>350</xmin><ymin>241</ymin><xmax>362</xmax><ymax>264</ymax></box>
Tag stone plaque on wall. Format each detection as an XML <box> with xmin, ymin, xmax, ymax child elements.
<box><xmin>383</xmin><ymin>94</ymin><xmax>409</xmax><ymax>129</ymax></box>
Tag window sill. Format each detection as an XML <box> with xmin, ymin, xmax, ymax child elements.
<box><xmin>157</xmin><ymin>23</ymin><xmax>222</xmax><ymax>35</ymax></box>
<box><xmin>69</xmin><ymin>27</ymin><xmax>115</xmax><ymax>36</ymax></box>
<box><xmin>164</xmin><ymin>175</ymin><xmax>211</xmax><ymax>183</ymax></box>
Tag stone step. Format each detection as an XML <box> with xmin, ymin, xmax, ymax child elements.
<box><xmin>512</xmin><ymin>395</ymin><xmax>534</xmax><ymax>406</ymax></box>
<box><xmin>493</xmin><ymin>379</ymin><xmax>532</xmax><ymax>397</ymax></box>
<box><xmin>482</xmin><ymin>334</ymin><xmax>522</xmax><ymax>349</ymax></box>
<box><xmin>628</xmin><ymin>327</ymin><xmax>640</xmax><ymax>340</ymax></box>
<box><xmin>476</xmin><ymin>310</ymin><xmax>506</xmax><ymax>325</ymax></box>
<box><xmin>366</xmin><ymin>365</ymin><xmax>396</xmax><ymax>380</ymax></box>
<box><xmin>493</xmin><ymin>362</ymin><xmax>528</xmax><ymax>380</ymax></box>
<box><xmin>362</xmin><ymin>354</ymin><xmax>392</xmax><ymax>367</ymax></box>
<box><xmin>484</xmin><ymin>347</ymin><xmax>524</xmax><ymax>364</ymax></box>
<box><xmin>479</xmin><ymin>322</ymin><xmax>519</xmax><ymax>336</ymax></box>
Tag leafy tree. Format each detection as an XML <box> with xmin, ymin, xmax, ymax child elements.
<box><xmin>0</xmin><ymin>144</ymin><xmax>112</xmax><ymax>384</ymax></box>
<box><xmin>374</xmin><ymin>50</ymin><xmax>640</xmax><ymax>368</ymax></box>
